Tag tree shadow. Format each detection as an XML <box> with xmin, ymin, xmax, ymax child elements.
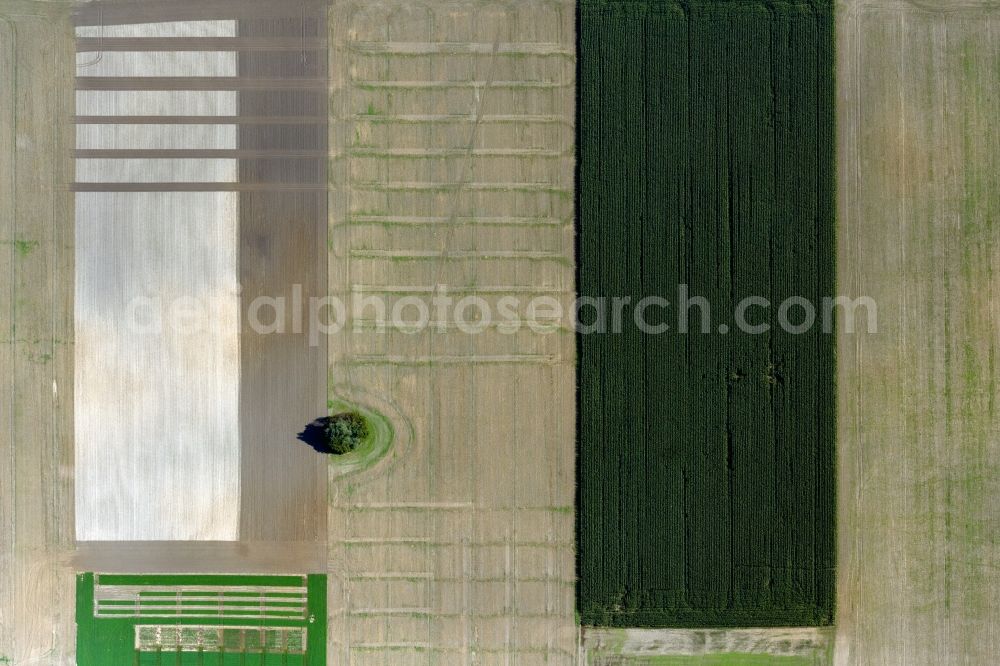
<box><xmin>297</xmin><ymin>417</ymin><xmax>334</xmax><ymax>455</ymax></box>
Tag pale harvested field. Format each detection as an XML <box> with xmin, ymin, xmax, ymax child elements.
<box><xmin>836</xmin><ymin>0</ymin><xmax>1000</xmax><ymax>663</ymax></box>
<box><xmin>326</xmin><ymin>0</ymin><xmax>577</xmax><ymax>664</ymax></box>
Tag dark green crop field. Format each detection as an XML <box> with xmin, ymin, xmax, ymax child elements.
<box><xmin>577</xmin><ymin>0</ymin><xmax>836</xmax><ymax>627</ymax></box>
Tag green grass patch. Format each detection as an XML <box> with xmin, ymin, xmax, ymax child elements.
<box><xmin>76</xmin><ymin>574</ymin><xmax>326</xmax><ymax>665</ymax></box>
<box><xmin>326</xmin><ymin>398</ymin><xmax>395</xmax><ymax>478</ymax></box>
<box><xmin>7</xmin><ymin>239</ymin><xmax>38</xmax><ymax>257</ymax></box>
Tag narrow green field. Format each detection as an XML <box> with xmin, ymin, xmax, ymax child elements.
<box><xmin>577</xmin><ymin>0</ymin><xmax>836</xmax><ymax>627</ymax></box>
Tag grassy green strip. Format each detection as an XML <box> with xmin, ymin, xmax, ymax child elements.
<box><xmin>96</xmin><ymin>574</ymin><xmax>305</xmax><ymax>587</ymax></box>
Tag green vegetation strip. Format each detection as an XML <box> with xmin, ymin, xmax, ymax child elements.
<box><xmin>77</xmin><ymin>574</ymin><xmax>327</xmax><ymax>665</ymax></box>
<box><xmin>97</xmin><ymin>574</ymin><xmax>304</xmax><ymax>587</ymax></box>
<box><xmin>577</xmin><ymin>0</ymin><xmax>836</xmax><ymax>627</ymax></box>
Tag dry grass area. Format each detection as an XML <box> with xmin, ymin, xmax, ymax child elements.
<box><xmin>836</xmin><ymin>0</ymin><xmax>1000</xmax><ymax>663</ymax></box>
<box><xmin>0</xmin><ymin>2</ymin><xmax>76</xmax><ymax>664</ymax></box>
